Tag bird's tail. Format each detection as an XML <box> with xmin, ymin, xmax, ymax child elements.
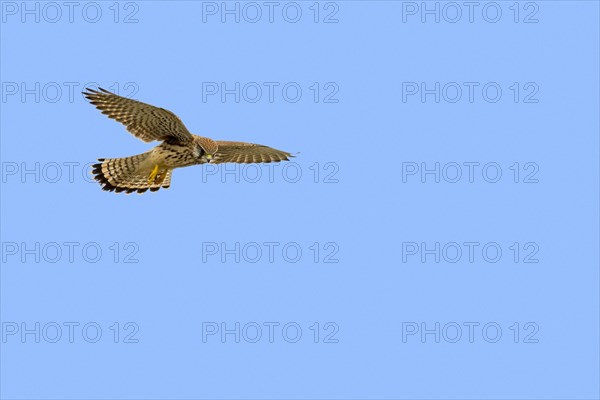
<box><xmin>91</xmin><ymin>153</ymin><xmax>172</xmax><ymax>194</ymax></box>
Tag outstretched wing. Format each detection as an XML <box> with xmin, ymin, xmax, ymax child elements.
<box><xmin>83</xmin><ymin>88</ymin><xmax>194</xmax><ymax>144</ymax></box>
<box><xmin>213</xmin><ymin>141</ymin><xmax>293</xmax><ymax>164</ymax></box>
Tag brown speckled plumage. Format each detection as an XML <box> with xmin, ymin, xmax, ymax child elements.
<box><xmin>83</xmin><ymin>88</ymin><xmax>293</xmax><ymax>194</ymax></box>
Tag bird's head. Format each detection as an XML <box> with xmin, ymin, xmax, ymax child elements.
<box><xmin>195</xmin><ymin>136</ymin><xmax>219</xmax><ymax>163</ymax></box>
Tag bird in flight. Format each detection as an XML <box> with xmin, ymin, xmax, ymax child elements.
<box><xmin>83</xmin><ymin>88</ymin><xmax>293</xmax><ymax>193</ymax></box>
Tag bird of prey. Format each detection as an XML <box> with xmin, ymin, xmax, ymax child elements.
<box><xmin>83</xmin><ymin>88</ymin><xmax>293</xmax><ymax>194</ymax></box>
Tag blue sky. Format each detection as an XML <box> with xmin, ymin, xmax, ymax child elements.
<box><xmin>1</xmin><ymin>1</ymin><xmax>599</xmax><ymax>399</ymax></box>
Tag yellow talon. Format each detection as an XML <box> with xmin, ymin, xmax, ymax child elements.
<box><xmin>148</xmin><ymin>164</ymin><xmax>159</xmax><ymax>184</ymax></box>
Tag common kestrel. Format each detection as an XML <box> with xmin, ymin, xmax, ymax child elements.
<box><xmin>83</xmin><ymin>88</ymin><xmax>293</xmax><ymax>194</ymax></box>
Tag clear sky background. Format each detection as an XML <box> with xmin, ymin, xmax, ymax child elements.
<box><xmin>1</xmin><ymin>1</ymin><xmax>599</xmax><ymax>399</ymax></box>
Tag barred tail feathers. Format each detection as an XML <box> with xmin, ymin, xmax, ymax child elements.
<box><xmin>91</xmin><ymin>153</ymin><xmax>172</xmax><ymax>194</ymax></box>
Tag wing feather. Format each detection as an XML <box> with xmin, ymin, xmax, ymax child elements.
<box><xmin>83</xmin><ymin>88</ymin><xmax>194</xmax><ymax>144</ymax></box>
<box><xmin>213</xmin><ymin>141</ymin><xmax>293</xmax><ymax>164</ymax></box>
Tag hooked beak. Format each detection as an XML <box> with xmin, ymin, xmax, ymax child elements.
<box><xmin>205</xmin><ymin>154</ymin><xmax>213</xmax><ymax>163</ymax></box>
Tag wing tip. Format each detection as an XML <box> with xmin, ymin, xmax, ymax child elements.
<box><xmin>82</xmin><ymin>86</ymin><xmax>113</xmax><ymax>99</ymax></box>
